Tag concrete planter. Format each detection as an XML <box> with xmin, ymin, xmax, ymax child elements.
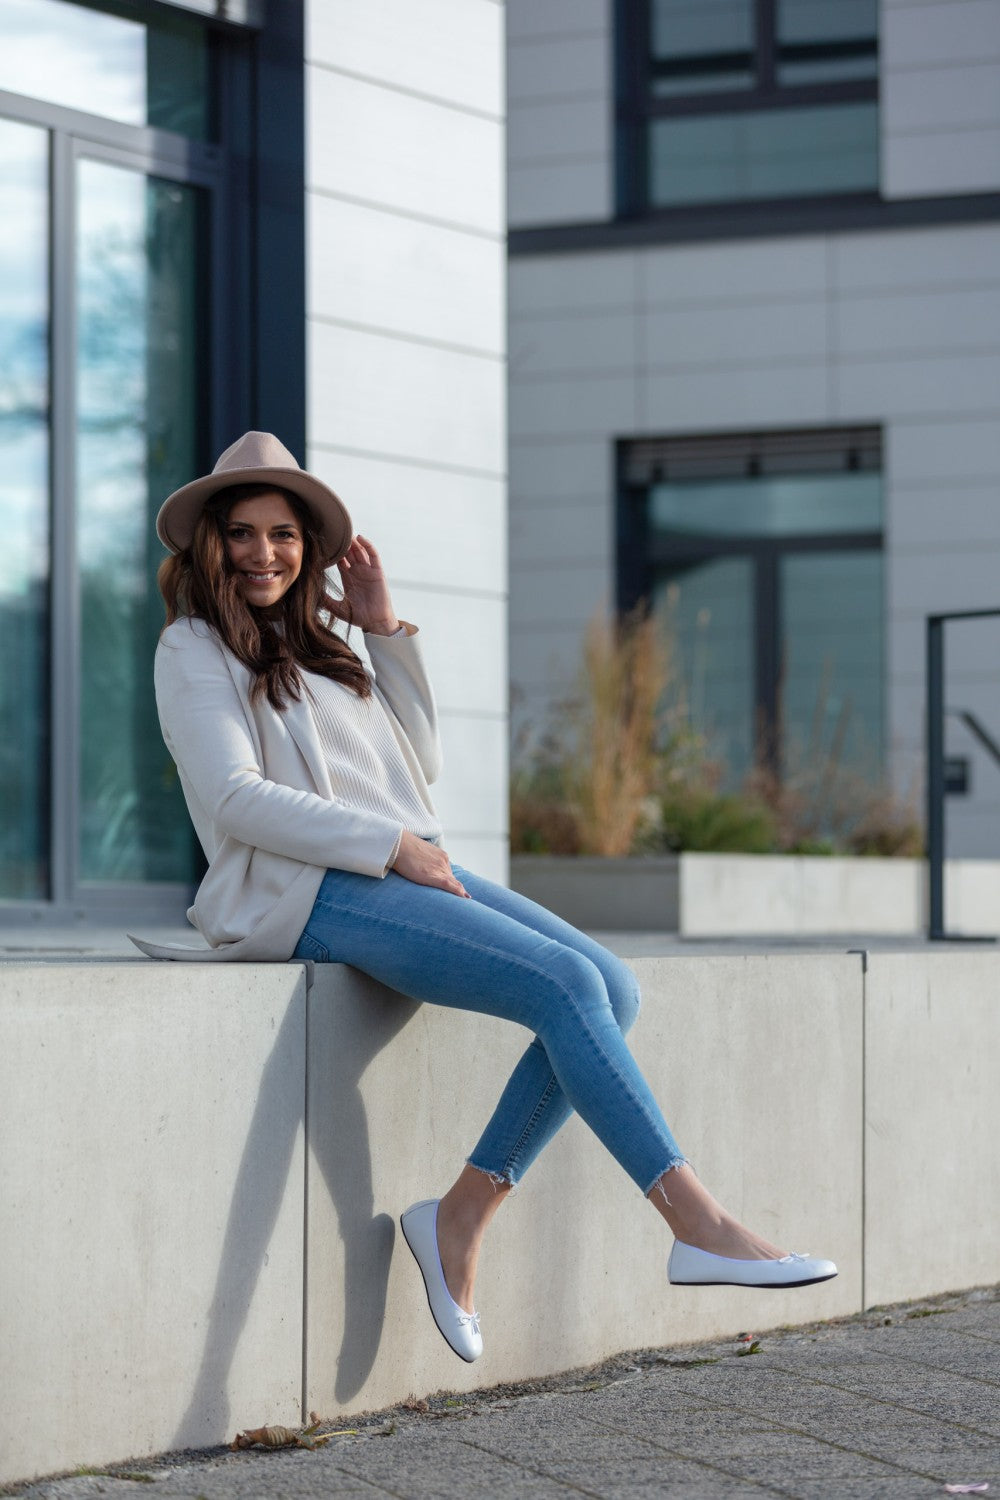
<box><xmin>511</xmin><ymin>852</ymin><xmax>1000</xmax><ymax>936</ymax></box>
<box><xmin>510</xmin><ymin>855</ymin><xmax>680</xmax><ymax>931</ymax></box>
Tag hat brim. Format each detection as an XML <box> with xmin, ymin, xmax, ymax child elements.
<box><xmin>156</xmin><ymin>467</ymin><xmax>353</xmax><ymax>567</ymax></box>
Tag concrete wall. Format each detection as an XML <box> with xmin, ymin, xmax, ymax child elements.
<box><xmin>304</xmin><ymin>0</ymin><xmax>509</xmax><ymax>881</ymax></box>
<box><xmin>3</xmin><ymin>949</ymin><xmax>999</xmax><ymax>1484</ymax></box>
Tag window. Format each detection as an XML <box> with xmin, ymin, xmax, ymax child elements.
<box><xmin>618</xmin><ymin>428</ymin><xmax>883</xmax><ymax>785</ymax></box>
<box><xmin>617</xmin><ymin>0</ymin><xmax>879</xmax><ymax>214</ymax></box>
<box><xmin>0</xmin><ymin>0</ymin><xmax>302</xmax><ymax>920</ymax></box>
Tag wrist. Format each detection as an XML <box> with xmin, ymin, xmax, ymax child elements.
<box><xmin>365</xmin><ymin>617</ymin><xmax>402</xmax><ymax>637</ymax></box>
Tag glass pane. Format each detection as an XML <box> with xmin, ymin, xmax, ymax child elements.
<box><xmin>651</xmin><ymin>0</ymin><xmax>755</xmax><ymax>96</ymax></box>
<box><xmin>0</xmin><ymin>118</ymin><xmax>49</xmax><ymax>898</ymax></box>
<box><xmin>651</xmin><ymin>472</ymin><xmax>882</xmax><ymax>539</ymax></box>
<box><xmin>782</xmin><ymin>551</ymin><xmax>883</xmax><ymax>777</ymax></box>
<box><xmin>0</xmin><ymin>0</ymin><xmax>211</xmax><ymax>139</ymax></box>
<box><xmin>76</xmin><ymin>158</ymin><xmax>205</xmax><ymax>884</ymax></box>
<box><xmin>649</xmin><ymin>101</ymin><xmax>878</xmax><ymax>205</ymax></box>
<box><xmin>653</xmin><ymin>557</ymin><xmax>755</xmax><ymax>783</ymax></box>
<box><xmin>778</xmin><ymin>0</ymin><xmax>878</xmax><ymax>85</ymax></box>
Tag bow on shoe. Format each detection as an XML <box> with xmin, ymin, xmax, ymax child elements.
<box><xmin>457</xmin><ymin>1311</ymin><xmax>481</xmax><ymax>1336</ymax></box>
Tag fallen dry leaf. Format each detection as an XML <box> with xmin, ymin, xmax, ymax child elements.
<box><xmin>231</xmin><ymin>1421</ymin><xmax>331</xmax><ymax>1451</ymax></box>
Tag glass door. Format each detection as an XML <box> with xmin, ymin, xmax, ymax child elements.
<box><xmin>75</xmin><ymin>155</ymin><xmax>206</xmax><ymax>884</ymax></box>
<box><xmin>0</xmin><ymin>116</ymin><xmax>49</xmax><ymax>898</ymax></box>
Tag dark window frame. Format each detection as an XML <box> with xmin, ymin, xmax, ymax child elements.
<box><xmin>616</xmin><ymin>0</ymin><xmax>879</xmax><ymax>220</ymax></box>
<box><xmin>616</xmin><ymin>427</ymin><xmax>884</xmax><ymax>777</ymax></box>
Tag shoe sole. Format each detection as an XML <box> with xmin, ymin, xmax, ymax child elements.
<box><xmin>670</xmin><ymin>1271</ymin><xmax>838</xmax><ymax>1289</ymax></box>
<box><xmin>400</xmin><ymin>1211</ymin><xmax>480</xmax><ymax>1363</ymax></box>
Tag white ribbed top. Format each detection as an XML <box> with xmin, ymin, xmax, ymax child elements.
<box><xmin>303</xmin><ymin>669</ymin><xmax>442</xmax><ymax>843</ymax></box>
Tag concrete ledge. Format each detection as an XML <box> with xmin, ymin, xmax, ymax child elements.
<box><xmin>2</xmin><ymin>948</ymin><xmax>998</xmax><ymax>1483</ymax></box>
<box><xmin>511</xmin><ymin>852</ymin><xmax>1000</xmax><ymax>936</ymax></box>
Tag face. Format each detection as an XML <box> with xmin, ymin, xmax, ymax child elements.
<box><xmin>223</xmin><ymin>491</ymin><xmax>305</xmax><ymax>609</ymax></box>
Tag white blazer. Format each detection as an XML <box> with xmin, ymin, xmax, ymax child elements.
<box><xmin>130</xmin><ymin>616</ymin><xmax>442</xmax><ymax>962</ymax></box>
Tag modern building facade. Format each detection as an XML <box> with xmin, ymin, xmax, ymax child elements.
<box><xmin>0</xmin><ymin>0</ymin><xmax>507</xmax><ymax>924</ymax></box>
<box><xmin>507</xmin><ymin>0</ymin><xmax>1000</xmax><ymax>854</ymax></box>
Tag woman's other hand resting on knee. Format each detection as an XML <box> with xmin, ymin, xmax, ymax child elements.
<box><xmin>392</xmin><ymin>829</ymin><xmax>470</xmax><ymax>898</ymax></box>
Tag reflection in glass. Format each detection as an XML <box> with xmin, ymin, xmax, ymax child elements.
<box><xmin>653</xmin><ymin>558</ymin><xmax>755</xmax><ymax>782</ymax></box>
<box><xmin>777</xmin><ymin>0</ymin><xmax>878</xmax><ymax>85</ymax></box>
<box><xmin>76</xmin><ymin>158</ymin><xmax>204</xmax><ymax>883</ymax></box>
<box><xmin>0</xmin><ymin>0</ymin><xmax>211</xmax><ymax>139</ymax></box>
<box><xmin>651</xmin><ymin>0</ymin><xmax>754</xmax><ymax>96</ymax></box>
<box><xmin>651</xmin><ymin>473</ymin><xmax>881</xmax><ymax>539</ymax></box>
<box><xmin>782</xmin><ymin>550</ymin><xmax>883</xmax><ymax>776</ymax></box>
<box><xmin>0</xmin><ymin>117</ymin><xmax>49</xmax><ymax>898</ymax></box>
<box><xmin>650</xmin><ymin>102</ymin><xmax>878</xmax><ymax>205</ymax></box>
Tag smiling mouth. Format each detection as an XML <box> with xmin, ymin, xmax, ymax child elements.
<box><xmin>244</xmin><ymin>571</ymin><xmax>280</xmax><ymax>583</ymax></box>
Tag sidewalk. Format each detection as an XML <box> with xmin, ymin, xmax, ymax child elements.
<box><xmin>9</xmin><ymin>1285</ymin><xmax>998</xmax><ymax>1499</ymax></box>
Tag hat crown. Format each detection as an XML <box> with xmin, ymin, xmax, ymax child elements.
<box><xmin>213</xmin><ymin>431</ymin><xmax>301</xmax><ymax>478</ymax></box>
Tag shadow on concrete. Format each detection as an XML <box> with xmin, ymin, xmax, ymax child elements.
<box><xmin>172</xmin><ymin>968</ymin><xmax>419</xmax><ymax>1449</ymax></box>
<box><xmin>307</xmin><ymin>969</ymin><xmax>421</xmax><ymax>1405</ymax></box>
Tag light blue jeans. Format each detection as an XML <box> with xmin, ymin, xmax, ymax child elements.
<box><xmin>293</xmin><ymin>863</ymin><xmax>687</xmax><ymax>1195</ymax></box>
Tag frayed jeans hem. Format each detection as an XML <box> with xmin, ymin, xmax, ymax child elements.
<box><xmin>644</xmin><ymin>1155</ymin><xmax>690</xmax><ymax>1201</ymax></box>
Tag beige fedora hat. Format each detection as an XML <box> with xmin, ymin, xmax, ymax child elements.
<box><xmin>156</xmin><ymin>431</ymin><xmax>353</xmax><ymax>566</ymax></box>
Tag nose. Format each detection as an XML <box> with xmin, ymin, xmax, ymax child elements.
<box><xmin>248</xmin><ymin>533</ymin><xmax>275</xmax><ymax>566</ymax></box>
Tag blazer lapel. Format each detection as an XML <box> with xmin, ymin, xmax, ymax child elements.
<box><xmin>219</xmin><ymin>639</ymin><xmax>333</xmax><ymax>798</ymax></box>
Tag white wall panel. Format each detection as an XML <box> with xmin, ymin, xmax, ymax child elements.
<box><xmin>506</xmin><ymin>0</ymin><xmax>609</xmax><ymax>42</ymax></box>
<box><xmin>832</xmin><ymin>222</ymin><xmax>1000</xmax><ymax>291</ymax></box>
<box><xmin>510</xmin><ymin>308</ymin><xmax>637</xmax><ymax>376</ymax></box>
<box><xmin>510</xmin><ymin>252</ymin><xmax>636</xmax><ymax>312</ymax></box>
<box><xmin>308</xmin><ymin>68</ymin><xmax>504</xmax><ymax>235</ymax></box>
<box><xmin>882</xmin><ymin>0</ymin><xmax>1000</xmax><ymax>197</ymax></box>
<box><xmin>645</xmin><ymin>299</ymin><xmax>828</xmax><ymax>368</ymax></box>
<box><xmin>509</xmin><ymin>437</ymin><xmax>614</xmax><ymax>502</ymax></box>
<box><xmin>507</xmin><ymin>158</ymin><xmax>612</xmax><ymax>228</ymax></box>
<box><xmin>306</xmin><ymin>448</ymin><xmax>506</xmax><ymax>597</ymax></box>
<box><xmin>507</xmin><ymin>32</ymin><xmax>607</xmax><ymax>102</ymax></box>
<box><xmin>886</xmin><ymin>416</ymin><xmax>1000</xmax><ymax>484</ymax></box>
<box><xmin>508</xmin><ymin>96</ymin><xmax>609</xmax><ymax>164</ymax></box>
<box><xmin>511</xmin><ymin>559</ymin><xmax>610</xmax><ymax>628</ymax></box>
<box><xmin>509</xmin><ymin>371</ymin><xmax>637</xmax><ymax>438</ymax></box>
<box><xmin>385</xmin><ymin>587</ymin><xmax>506</xmax><ymax>719</ymax></box>
<box><xmin>883</xmin><ymin>0</ymin><xmax>1000</xmax><ymax>68</ymax></box>
<box><xmin>510</xmin><ymin>493</ymin><xmax>612</xmax><ymax>564</ymax></box>
<box><xmin>885</xmin><ymin>127</ymin><xmax>1000</xmax><ymax>198</ymax></box>
<box><xmin>641</xmin><ymin>238</ymin><xmax>828</xmax><ymax>303</ymax></box>
<box><xmin>642</xmin><ymin>361</ymin><xmax>831</xmax><ymax>432</ymax></box>
<box><xmin>888</xmin><ymin>486</ymin><xmax>1000</xmax><ymax>549</ymax></box>
<box><xmin>308</xmin><ymin>0</ymin><xmax>504</xmax><ymax>117</ymax></box>
<box><xmin>836</xmin><ymin>287</ymin><xmax>1000</xmax><ymax>356</ymax></box>
<box><xmin>834</xmin><ymin>352</ymin><xmax>1000</xmax><ymax>420</ymax></box>
<box><xmin>308</xmin><ymin>195</ymin><xmax>504</xmax><ymax>356</ymax></box>
<box><xmin>432</xmin><ymin>714</ymin><xmax>508</xmax><ymax>835</ymax></box>
<box><xmin>885</xmin><ymin>62</ymin><xmax>1000</xmax><ymax>133</ymax></box>
<box><xmin>306</xmin><ymin>0</ymin><xmax>508</xmax><ymax>874</ymax></box>
<box><xmin>309</xmin><ymin>321</ymin><xmax>505</xmax><ymax>475</ymax></box>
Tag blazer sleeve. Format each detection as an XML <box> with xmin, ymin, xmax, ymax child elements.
<box><xmin>155</xmin><ymin>623</ymin><xmax>404</xmax><ymax>877</ymax></box>
<box><xmin>364</xmin><ymin>625</ymin><xmax>443</xmax><ymax>784</ymax></box>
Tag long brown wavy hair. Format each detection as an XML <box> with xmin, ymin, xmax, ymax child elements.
<box><xmin>157</xmin><ymin>483</ymin><xmax>372</xmax><ymax>707</ymax></box>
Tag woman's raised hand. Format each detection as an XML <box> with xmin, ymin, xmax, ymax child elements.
<box><xmin>337</xmin><ymin>534</ymin><xmax>401</xmax><ymax>635</ymax></box>
<box><xmin>392</xmin><ymin>830</ymin><xmax>470</xmax><ymax>898</ymax></box>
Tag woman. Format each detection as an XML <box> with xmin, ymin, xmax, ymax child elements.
<box><xmin>137</xmin><ymin>431</ymin><xmax>836</xmax><ymax>1365</ymax></box>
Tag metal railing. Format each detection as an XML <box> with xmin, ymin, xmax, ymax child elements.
<box><xmin>926</xmin><ymin>608</ymin><xmax>1000</xmax><ymax>941</ymax></box>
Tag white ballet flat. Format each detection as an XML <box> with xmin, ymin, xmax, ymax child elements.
<box><xmin>668</xmin><ymin>1239</ymin><xmax>838</xmax><ymax>1288</ymax></box>
<box><xmin>400</xmin><ymin>1199</ymin><xmax>483</xmax><ymax>1362</ymax></box>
